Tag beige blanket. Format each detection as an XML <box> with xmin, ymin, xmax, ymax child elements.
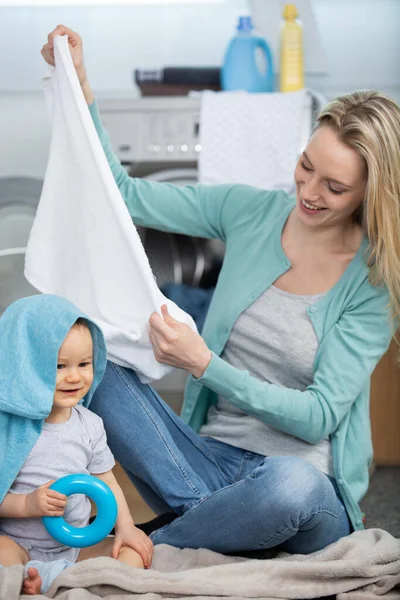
<box><xmin>1</xmin><ymin>529</ymin><xmax>399</xmax><ymax>600</ymax></box>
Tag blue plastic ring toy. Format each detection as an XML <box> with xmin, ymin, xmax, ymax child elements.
<box><xmin>42</xmin><ymin>474</ymin><xmax>118</xmax><ymax>548</ymax></box>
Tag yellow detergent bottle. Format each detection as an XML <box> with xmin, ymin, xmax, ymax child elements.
<box><xmin>280</xmin><ymin>3</ymin><xmax>304</xmax><ymax>92</ymax></box>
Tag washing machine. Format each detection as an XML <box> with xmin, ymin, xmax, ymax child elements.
<box><xmin>99</xmin><ymin>96</ymin><xmax>225</xmax><ymax>288</ymax></box>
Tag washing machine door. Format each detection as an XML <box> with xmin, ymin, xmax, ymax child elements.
<box><xmin>0</xmin><ymin>177</ymin><xmax>42</xmax><ymax>315</ymax></box>
<box><xmin>140</xmin><ymin>168</ymin><xmax>206</xmax><ymax>288</ymax></box>
<box><xmin>143</xmin><ymin>167</ymin><xmax>224</xmax><ymax>289</ymax></box>
<box><xmin>145</xmin><ymin>168</ymin><xmax>198</xmax><ymax>186</ymax></box>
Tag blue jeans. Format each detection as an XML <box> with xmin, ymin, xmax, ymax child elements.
<box><xmin>90</xmin><ymin>362</ymin><xmax>350</xmax><ymax>555</ymax></box>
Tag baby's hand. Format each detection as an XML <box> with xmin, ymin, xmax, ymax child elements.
<box><xmin>113</xmin><ymin>523</ymin><xmax>153</xmax><ymax>568</ymax></box>
<box><xmin>24</xmin><ymin>481</ymin><xmax>67</xmax><ymax>517</ymax></box>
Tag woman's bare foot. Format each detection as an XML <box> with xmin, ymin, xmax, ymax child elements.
<box><xmin>118</xmin><ymin>546</ymin><xmax>145</xmax><ymax>569</ymax></box>
<box><xmin>22</xmin><ymin>567</ymin><xmax>42</xmax><ymax>595</ymax></box>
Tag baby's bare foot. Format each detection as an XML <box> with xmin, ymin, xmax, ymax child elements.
<box><xmin>22</xmin><ymin>567</ymin><xmax>42</xmax><ymax>595</ymax></box>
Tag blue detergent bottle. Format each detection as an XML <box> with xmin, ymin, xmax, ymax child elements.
<box><xmin>221</xmin><ymin>15</ymin><xmax>274</xmax><ymax>93</ymax></box>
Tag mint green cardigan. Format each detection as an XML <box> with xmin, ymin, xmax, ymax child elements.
<box><xmin>90</xmin><ymin>101</ymin><xmax>393</xmax><ymax>532</ymax></box>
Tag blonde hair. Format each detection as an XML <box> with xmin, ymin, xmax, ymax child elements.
<box><xmin>316</xmin><ymin>90</ymin><xmax>400</xmax><ymax>326</ymax></box>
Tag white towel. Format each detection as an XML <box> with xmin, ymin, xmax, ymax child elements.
<box><xmin>24</xmin><ymin>36</ymin><xmax>197</xmax><ymax>383</ymax></box>
<box><xmin>198</xmin><ymin>90</ymin><xmax>310</xmax><ymax>192</ymax></box>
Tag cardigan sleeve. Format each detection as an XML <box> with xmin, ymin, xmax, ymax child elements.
<box><xmin>88</xmin><ymin>100</ymin><xmax>275</xmax><ymax>241</ymax></box>
<box><xmin>196</xmin><ymin>285</ymin><xmax>393</xmax><ymax>444</ymax></box>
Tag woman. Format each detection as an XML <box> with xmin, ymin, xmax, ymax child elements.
<box><xmin>42</xmin><ymin>26</ymin><xmax>400</xmax><ymax>555</ymax></box>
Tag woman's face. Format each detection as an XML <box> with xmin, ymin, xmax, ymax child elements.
<box><xmin>294</xmin><ymin>125</ymin><xmax>367</xmax><ymax>228</ymax></box>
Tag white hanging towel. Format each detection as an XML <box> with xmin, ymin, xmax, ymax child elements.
<box><xmin>198</xmin><ymin>89</ymin><xmax>310</xmax><ymax>192</ymax></box>
<box><xmin>24</xmin><ymin>35</ymin><xmax>197</xmax><ymax>383</ymax></box>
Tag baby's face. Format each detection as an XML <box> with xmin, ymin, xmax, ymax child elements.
<box><xmin>53</xmin><ymin>324</ymin><xmax>94</xmax><ymax>409</ymax></box>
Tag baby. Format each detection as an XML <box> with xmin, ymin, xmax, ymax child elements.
<box><xmin>0</xmin><ymin>295</ymin><xmax>153</xmax><ymax>595</ymax></box>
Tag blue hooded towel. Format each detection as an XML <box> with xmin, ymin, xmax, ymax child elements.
<box><xmin>0</xmin><ymin>294</ymin><xmax>107</xmax><ymax>504</ymax></box>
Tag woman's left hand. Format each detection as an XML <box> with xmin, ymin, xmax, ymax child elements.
<box><xmin>149</xmin><ymin>305</ymin><xmax>212</xmax><ymax>379</ymax></box>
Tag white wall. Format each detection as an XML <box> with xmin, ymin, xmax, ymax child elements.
<box><xmin>1</xmin><ymin>0</ymin><xmax>399</xmax><ymax>96</ymax></box>
<box><xmin>308</xmin><ymin>0</ymin><xmax>400</xmax><ymax>100</ymax></box>
<box><xmin>0</xmin><ymin>0</ymin><xmax>399</xmax><ymax>179</ymax></box>
<box><xmin>0</xmin><ymin>1</ymin><xmax>249</xmax><ymax>93</ymax></box>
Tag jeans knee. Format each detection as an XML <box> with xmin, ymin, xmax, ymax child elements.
<box><xmin>255</xmin><ymin>456</ymin><xmax>330</xmax><ymax>516</ymax></box>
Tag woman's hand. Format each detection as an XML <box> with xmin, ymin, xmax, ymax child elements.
<box><xmin>149</xmin><ymin>305</ymin><xmax>212</xmax><ymax>379</ymax></box>
<box><xmin>24</xmin><ymin>481</ymin><xmax>67</xmax><ymax>517</ymax></box>
<box><xmin>41</xmin><ymin>25</ymin><xmax>93</xmax><ymax>104</ymax></box>
<box><xmin>112</xmin><ymin>523</ymin><xmax>153</xmax><ymax>568</ymax></box>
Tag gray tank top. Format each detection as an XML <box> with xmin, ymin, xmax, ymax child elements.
<box><xmin>200</xmin><ymin>285</ymin><xmax>333</xmax><ymax>475</ymax></box>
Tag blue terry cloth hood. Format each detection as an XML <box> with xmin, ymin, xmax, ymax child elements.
<box><xmin>0</xmin><ymin>294</ymin><xmax>107</xmax><ymax>503</ymax></box>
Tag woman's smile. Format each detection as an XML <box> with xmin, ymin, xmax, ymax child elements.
<box><xmin>300</xmin><ymin>198</ymin><xmax>327</xmax><ymax>214</ymax></box>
